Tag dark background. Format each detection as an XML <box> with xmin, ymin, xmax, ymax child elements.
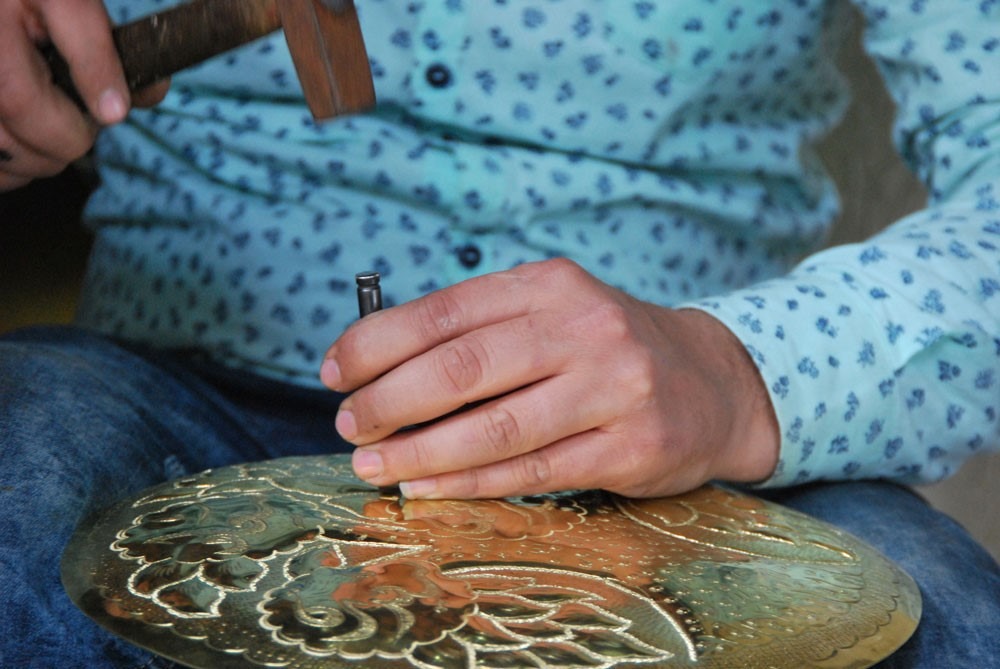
<box><xmin>0</xmin><ymin>163</ymin><xmax>95</xmax><ymax>329</ymax></box>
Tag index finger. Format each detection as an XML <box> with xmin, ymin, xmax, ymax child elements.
<box><xmin>322</xmin><ymin>263</ymin><xmax>551</xmax><ymax>392</ymax></box>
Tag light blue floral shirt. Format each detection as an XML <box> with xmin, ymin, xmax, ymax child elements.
<box><xmin>79</xmin><ymin>0</ymin><xmax>999</xmax><ymax>488</ymax></box>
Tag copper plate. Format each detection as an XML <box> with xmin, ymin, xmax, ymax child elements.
<box><xmin>62</xmin><ymin>455</ymin><xmax>920</xmax><ymax>668</ymax></box>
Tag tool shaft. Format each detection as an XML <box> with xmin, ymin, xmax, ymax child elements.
<box><xmin>117</xmin><ymin>0</ymin><xmax>282</xmax><ymax>91</ymax></box>
<box><xmin>49</xmin><ymin>0</ymin><xmax>281</xmax><ymax>105</ymax></box>
<box><xmin>354</xmin><ymin>271</ymin><xmax>399</xmax><ymax>501</ymax></box>
<box><xmin>356</xmin><ymin>272</ymin><xmax>382</xmax><ymax>318</ymax></box>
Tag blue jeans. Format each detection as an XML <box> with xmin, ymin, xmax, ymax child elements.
<box><xmin>2</xmin><ymin>327</ymin><xmax>998</xmax><ymax>667</ymax></box>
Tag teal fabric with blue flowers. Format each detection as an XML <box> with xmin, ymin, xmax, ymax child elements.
<box><xmin>79</xmin><ymin>0</ymin><xmax>999</xmax><ymax>488</ymax></box>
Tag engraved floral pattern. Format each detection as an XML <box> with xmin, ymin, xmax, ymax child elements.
<box><xmin>63</xmin><ymin>455</ymin><xmax>920</xmax><ymax>668</ymax></box>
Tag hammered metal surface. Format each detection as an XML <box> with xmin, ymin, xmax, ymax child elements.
<box><xmin>62</xmin><ymin>455</ymin><xmax>920</xmax><ymax>668</ymax></box>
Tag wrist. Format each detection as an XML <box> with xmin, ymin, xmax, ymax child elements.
<box><xmin>675</xmin><ymin>308</ymin><xmax>780</xmax><ymax>485</ymax></box>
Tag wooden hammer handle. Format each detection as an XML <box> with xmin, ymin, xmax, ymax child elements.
<box><xmin>47</xmin><ymin>0</ymin><xmax>281</xmax><ymax>108</ymax></box>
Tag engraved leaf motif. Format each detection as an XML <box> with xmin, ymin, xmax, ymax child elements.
<box><xmin>616</xmin><ymin>486</ymin><xmax>856</xmax><ymax>564</ymax></box>
<box><xmin>254</xmin><ymin>559</ymin><xmax>691</xmax><ymax>668</ymax></box>
<box><xmin>444</xmin><ymin>565</ymin><xmax>693</xmax><ymax>668</ymax></box>
<box><xmin>110</xmin><ymin>462</ymin><xmax>398</xmax><ymax>620</ymax></box>
<box><xmin>261</xmin><ymin>560</ymin><xmax>475</xmax><ymax>659</ymax></box>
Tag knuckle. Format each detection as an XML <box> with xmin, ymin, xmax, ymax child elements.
<box><xmin>435</xmin><ymin>337</ymin><xmax>488</xmax><ymax>396</ymax></box>
<box><xmin>518</xmin><ymin>258</ymin><xmax>589</xmax><ymax>297</ymax></box>
<box><xmin>403</xmin><ymin>436</ymin><xmax>436</xmax><ymax>479</ymax></box>
<box><xmin>534</xmin><ymin>256</ymin><xmax>584</xmax><ymax>283</ymax></box>
<box><xmin>562</xmin><ymin>299</ymin><xmax>633</xmax><ymax>349</ymax></box>
<box><xmin>591</xmin><ymin>300</ymin><xmax>633</xmax><ymax>340</ymax></box>
<box><xmin>380</xmin><ymin>432</ymin><xmax>437</xmax><ymax>484</ymax></box>
<box><xmin>413</xmin><ymin>290</ymin><xmax>464</xmax><ymax>343</ymax></box>
<box><xmin>616</xmin><ymin>349</ymin><xmax>658</xmax><ymax>401</ymax></box>
<box><xmin>453</xmin><ymin>469</ymin><xmax>485</xmax><ymax>499</ymax></box>
<box><xmin>601</xmin><ymin>444</ymin><xmax>654</xmax><ymax>496</ymax></box>
<box><xmin>511</xmin><ymin>451</ymin><xmax>552</xmax><ymax>493</ymax></box>
<box><xmin>477</xmin><ymin>405</ymin><xmax>524</xmax><ymax>460</ymax></box>
<box><xmin>350</xmin><ymin>384</ymin><xmax>389</xmax><ymax>434</ymax></box>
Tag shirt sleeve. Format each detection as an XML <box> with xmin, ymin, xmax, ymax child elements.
<box><xmin>686</xmin><ymin>0</ymin><xmax>1000</xmax><ymax>487</ymax></box>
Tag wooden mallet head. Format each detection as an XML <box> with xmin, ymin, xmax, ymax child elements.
<box><xmin>277</xmin><ymin>0</ymin><xmax>375</xmax><ymax>119</ymax></box>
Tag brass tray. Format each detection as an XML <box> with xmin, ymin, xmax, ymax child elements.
<box><xmin>62</xmin><ymin>455</ymin><xmax>920</xmax><ymax>668</ymax></box>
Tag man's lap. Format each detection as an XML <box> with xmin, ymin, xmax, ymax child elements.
<box><xmin>1</xmin><ymin>326</ymin><xmax>996</xmax><ymax>667</ymax></box>
<box><xmin>0</xmin><ymin>326</ymin><xmax>351</xmax><ymax>668</ymax></box>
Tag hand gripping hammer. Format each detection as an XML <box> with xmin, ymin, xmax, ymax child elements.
<box><xmin>49</xmin><ymin>0</ymin><xmax>375</xmax><ymax>120</ymax></box>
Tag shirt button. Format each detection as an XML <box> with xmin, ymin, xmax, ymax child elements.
<box><xmin>425</xmin><ymin>63</ymin><xmax>453</xmax><ymax>89</ymax></box>
<box><xmin>456</xmin><ymin>244</ymin><xmax>483</xmax><ymax>269</ymax></box>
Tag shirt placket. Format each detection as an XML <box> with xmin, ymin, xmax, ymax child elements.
<box><xmin>411</xmin><ymin>4</ymin><xmax>515</xmax><ymax>282</ymax></box>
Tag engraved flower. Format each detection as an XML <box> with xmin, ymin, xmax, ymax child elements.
<box><xmin>258</xmin><ymin>553</ymin><xmax>682</xmax><ymax>668</ymax></box>
<box><xmin>71</xmin><ymin>456</ymin><xmax>917</xmax><ymax>668</ymax></box>
<box><xmin>261</xmin><ymin>559</ymin><xmax>476</xmax><ymax>658</ymax></box>
<box><xmin>115</xmin><ymin>493</ymin><xmax>334</xmax><ymax>616</ymax></box>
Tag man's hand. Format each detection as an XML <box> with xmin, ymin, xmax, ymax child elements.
<box><xmin>0</xmin><ymin>0</ymin><xmax>168</xmax><ymax>192</ymax></box>
<box><xmin>322</xmin><ymin>259</ymin><xmax>779</xmax><ymax>500</ymax></box>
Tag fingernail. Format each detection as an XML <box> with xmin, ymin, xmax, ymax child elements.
<box><xmin>320</xmin><ymin>358</ymin><xmax>341</xmax><ymax>388</ymax></box>
<box><xmin>336</xmin><ymin>409</ymin><xmax>357</xmax><ymax>440</ymax></box>
<box><xmin>399</xmin><ymin>479</ymin><xmax>438</xmax><ymax>499</ymax></box>
<box><xmin>353</xmin><ymin>448</ymin><xmax>383</xmax><ymax>480</ymax></box>
<box><xmin>97</xmin><ymin>89</ymin><xmax>128</xmax><ymax>124</ymax></box>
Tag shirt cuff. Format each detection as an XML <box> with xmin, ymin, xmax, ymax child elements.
<box><xmin>680</xmin><ymin>222</ymin><xmax>997</xmax><ymax>488</ymax></box>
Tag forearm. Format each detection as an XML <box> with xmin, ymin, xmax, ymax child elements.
<box><xmin>687</xmin><ymin>203</ymin><xmax>1000</xmax><ymax>486</ymax></box>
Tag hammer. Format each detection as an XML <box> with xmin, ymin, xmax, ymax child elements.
<box><xmin>48</xmin><ymin>0</ymin><xmax>375</xmax><ymax>120</ymax></box>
